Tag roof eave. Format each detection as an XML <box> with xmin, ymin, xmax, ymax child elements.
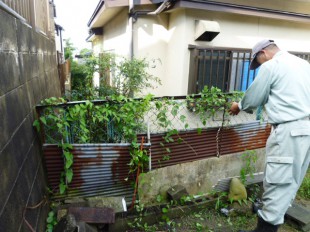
<box><xmin>172</xmin><ymin>0</ymin><xmax>310</xmax><ymax>24</ymax></box>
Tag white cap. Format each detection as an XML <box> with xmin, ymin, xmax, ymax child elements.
<box><xmin>250</xmin><ymin>39</ymin><xmax>276</xmax><ymax>70</ymax></box>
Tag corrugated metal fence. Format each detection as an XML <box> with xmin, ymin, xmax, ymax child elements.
<box><xmin>44</xmin><ymin>144</ymin><xmax>150</xmax><ymax>201</ymax></box>
<box><xmin>37</xmin><ymin>95</ymin><xmax>270</xmax><ymax>202</ymax></box>
<box><xmin>42</xmin><ymin>122</ymin><xmax>270</xmax><ymax>202</ymax></box>
<box><xmin>147</xmin><ymin>121</ymin><xmax>270</xmax><ymax>170</ymax></box>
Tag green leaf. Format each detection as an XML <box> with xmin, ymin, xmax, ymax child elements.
<box><xmin>197</xmin><ymin>128</ymin><xmax>202</xmax><ymax>134</ymax></box>
<box><xmin>56</xmin><ymin>123</ymin><xmax>62</xmax><ymax>129</ymax></box>
<box><xmin>33</xmin><ymin>120</ymin><xmax>40</xmax><ymax>131</ymax></box>
<box><xmin>48</xmin><ymin>211</ymin><xmax>55</xmax><ymax>217</ymax></box>
<box><xmin>46</xmin><ymin>216</ymin><xmax>54</xmax><ymax>223</ymax></box>
<box><xmin>65</xmin><ymin>159</ymin><xmax>73</xmax><ymax>169</ymax></box>
<box><xmin>180</xmin><ymin>115</ymin><xmax>186</xmax><ymax>122</ymax></box>
<box><xmin>62</xmin><ymin>143</ymin><xmax>73</xmax><ymax>149</ymax></box>
<box><xmin>64</xmin><ymin>151</ymin><xmax>72</xmax><ymax>160</ymax></box>
<box><xmin>40</xmin><ymin>116</ymin><xmax>47</xmax><ymax>125</ymax></box>
<box><xmin>66</xmin><ymin>169</ymin><xmax>73</xmax><ymax>183</ymax></box>
<box><xmin>162</xmin><ymin>208</ymin><xmax>168</xmax><ymax>213</ymax></box>
<box><xmin>59</xmin><ymin>183</ymin><xmax>66</xmax><ymax>194</ymax></box>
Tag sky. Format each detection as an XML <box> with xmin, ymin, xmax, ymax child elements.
<box><xmin>53</xmin><ymin>0</ymin><xmax>99</xmax><ymax>52</ymax></box>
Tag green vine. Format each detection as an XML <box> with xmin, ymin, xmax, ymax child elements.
<box><xmin>34</xmin><ymin>88</ymin><xmax>243</xmax><ymax>195</ymax></box>
<box><xmin>34</xmin><ymin>95</ymin><xmax>153</xmax><ymax>194</ymax></box>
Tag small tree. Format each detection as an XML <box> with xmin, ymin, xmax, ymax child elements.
<box><xmin>64</xmin><ymin>38</ymin><xmax>76</xmax><ymax>61</ymax></box>
<box><xmin>67</xmin><ymin>52</ymin><xmax>161</xmax><ymax>100</ymax></box>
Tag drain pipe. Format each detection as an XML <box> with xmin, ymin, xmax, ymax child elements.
<box><xmin>148</xmin><ymin>0</ymin><xmax>171</xmax><ymax>15</ymax></box>
<box><xmin>128</xmin><ymin>0</ymin><xmax>171</xmax><ymax>59</ymax></box>
<box><xmin>128</xmin><ymin>0</ymin><xmax>134</xmax><ymax>60</ymax></box>
<box><xmin>0</xmin><ymin>1</ymin><xmax>26</xmax><ymax>22</ymax></box>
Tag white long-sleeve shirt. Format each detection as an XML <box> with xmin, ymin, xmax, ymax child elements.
<box><xmin>239</xmin><ymin>50</ymin><xmax>310</xmax><ymax>124</ymax></box>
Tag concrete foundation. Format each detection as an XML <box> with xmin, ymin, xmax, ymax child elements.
<box><xmin>138</xmin><ymin>149</ymin><xmax>266</xmax><ymax>205</ymax></box>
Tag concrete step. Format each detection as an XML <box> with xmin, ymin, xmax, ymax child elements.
<box><xmin>286</xmin><ymin>202</ymin><xmax>310</xmax><ymax>232</ymax></box>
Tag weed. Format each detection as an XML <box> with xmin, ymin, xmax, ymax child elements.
<box><xmin>297</xmin><ymin>169</ymin><xmax>310</xmax><ymax>200</ymax></box>
<box><xmin>45</xmin><ymin>210</ymin><xmax>57</xmax><ymax>232</ymax></box>
<box><xmin>240</xmin><ymin>150</ymin><xmax>258</xmax><ymax>185</ymax></box>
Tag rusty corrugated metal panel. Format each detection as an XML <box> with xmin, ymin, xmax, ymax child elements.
<box><xmin>147</xmin><ymin>121</ymin><xmax>271</xmax><ymax>169</ymax></box>
<box><xmin>43</xmin><ymin>122</ymin><xmax>270</xmax><ymax>201</ymax></box>
<box><xmin>43</xmin><ymin>144</ymin><xmax>139</xmax><ymax>201</ymax></box>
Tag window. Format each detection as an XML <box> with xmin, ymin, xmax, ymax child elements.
<box><xmin>188</xmin><ymin>46</ymin><xmax>310</xmax><ymax>94</ymax></box>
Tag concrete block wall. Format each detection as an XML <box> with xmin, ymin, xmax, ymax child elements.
<box><xmin>138</xmin><ymin>149</ymin><xmax>266</xmax><ymax>206</ymax></box>
<box><xmin>0</xmin><ymin>8</ymin><xmax>61</xmax><ymax>231</ymax></box>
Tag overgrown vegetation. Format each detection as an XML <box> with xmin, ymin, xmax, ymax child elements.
<box><xmin>123</xmin><ymin>151</ymin><xmax>309</xmax><ymax>232</ymax></box>
<box><xmin>37</xmin><ymin>42</ymin><xmax>308</xmax><ymax>232</ymax></box>
<box><xmin>297</xmin><ymin>168</ymin><xmax>310</xmax><ymax>200</ymax></box>
<box><xmin>35</xmin><ymin>45</ymin><xmax>244</xmax><ymax>195</ymax></box>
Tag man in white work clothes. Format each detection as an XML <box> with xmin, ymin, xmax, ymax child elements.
<box><xmin>229</xmin><ymin>39</ymin><xmax>310</xmax><ymax>232</ymax></box>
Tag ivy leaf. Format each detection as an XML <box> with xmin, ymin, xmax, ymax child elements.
<box><xmin>40</xmin><ymin>116</ymin><xmax>47</xmax><ymax>125</ymax></box>
<box><xmin>162</xmin><ymin>208</ymin><xmax>168</xmax><ymax>213</ymax></box>
<box><xmin>66</xmin><ymin>169</ymin><xmax>73</xmax><ymax>183</ymax></box>
<box><xmin>180</xmin><ymin>115</ymin><xmax>186</xmax><ymax>122</ymax></box>
<box><xmin>46</xmin><ymin>216</ymin><xmax>54</xmax><ymax>223</ymax></box>
<box><xmin>65</xmin><ymin>159</ymin><xmax>73</xmax><ymax>169</ymax></box>
<box><xmin>33</xmin><ymin>120</ymin><xmax>40</xmax><ymax>131</ymax></box>
<box><xmin>48</xmin><ymin>211</ymin><xmax>55</xmax><ymax>217</ymax></box>
<box><xmin>59</xmin><ymin>183</ymin><xmax>66</xmax><ymax>194</ymax></box>
<box><xmin>197</xmin><ymin>128</ymin><xmax>202</xmax><ymax>134</ymax></box>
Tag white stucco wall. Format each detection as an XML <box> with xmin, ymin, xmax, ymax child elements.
<box><xmin>186</xmin><ymin>9</ymin><xmax>310</xmax><ymax>52</ymax></box>
<box><xmin>135</xmin><ymin>8</ymin><xmax>310</xmax><ymax>97</ymax></box>
<box><xmin>92</xmin><ymin>7</ymin><xmax>310</xmax><ymax>97</ymax></box>
<box><xmin>99</xmin><ymin>8</ymin><xmax>131</xmax><ymax>56</ymax></box>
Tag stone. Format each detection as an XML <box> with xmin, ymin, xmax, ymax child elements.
<box><xmin>86</xmin><ymin>196</ymin><xmax>126</xmax><ymax>213</ymax></box>
<box><xmin>228</xmin><ymin>201</ymin><xmax>253</xmax><ymax>217</ymax></box>
<box><xmin>54</xmin><ymin>214</ymin><xmax>77</xmax><ymax>232</ymax></box>
<box><xmin>167</xmin><ymin>185</ymin><xmax>188</xmax><ymax>201</ymax></box>
<box><xmin>57</xmin><ymin>209</ymin><xmax>68</xmax><ymax>222</ymax></box>
<box><xmin>228</xmin><ymin>178</ymin><xmax>247</xmax><ymax>201</ymax></box>
<box><xmin>76</xmin><ymin>221</ymin><xmax>98</xmax><ymax>232</ymax></box>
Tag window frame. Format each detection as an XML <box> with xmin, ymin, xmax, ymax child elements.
<box><xmin>188</xmin><ymin>45</ymin><xmax>310</xmax><ymax>94</ymax></box>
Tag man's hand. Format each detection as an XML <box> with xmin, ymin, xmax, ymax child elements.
<box><xmin>229</xmin><ymin>102</ymin><xmax>240</xmax><ymax>115</ymax></box>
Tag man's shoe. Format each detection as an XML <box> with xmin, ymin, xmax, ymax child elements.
<box><xmin>238</xmin><ymin>216</ymin><xmax>279</xmax><ymax>232</ymax></box>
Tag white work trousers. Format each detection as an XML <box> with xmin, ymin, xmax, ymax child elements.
<box><xmin>258</xmin><ymin>119</ymin><xmax>310</xmax><ymax>225</ymax></box>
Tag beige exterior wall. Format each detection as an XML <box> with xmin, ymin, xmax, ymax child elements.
<box><xmin>186</xmin><ymin>9</ymin><xmax>310</xmax><ymax>52</ymax></box>
<box><xmin>92</xmin><ymin>8</ymin><xmax>130</xmax><ymax>56</ymax></box>
<box><xmin>135</xmin><ymin>8</ymin><xmax>310</xmax><ymax>97</ymax></box>
<box><xmin>91</xmin><ymin>6</ymin><xmax>310</xmax><ymax>97</ymax></box>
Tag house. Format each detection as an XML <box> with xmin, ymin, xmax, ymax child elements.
<box><xmin>86</xmin><ymin>0</ymin><xmax>310</xmax><ymax>97</ymax></box>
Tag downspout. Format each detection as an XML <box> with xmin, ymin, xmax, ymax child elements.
<box><xmin>59</xmin><ymin>28</ymin><xmax>63</xmax><ymax>57</ymax></box>
<box><xmin>129</xmin><ymin>0</ymin><xmax>134</xmax><ymax>60</ymax></box>
<box><xmin>128</xmin><ymin>0</ymin><xmax>171</xmax><ymax>60</ymax></box>
<box><xmin>148</xmin><ymin>0</ymin><xmax>171</xmax><ymax>15</ymax></box>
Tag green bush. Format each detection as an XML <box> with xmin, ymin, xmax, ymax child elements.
<box><xmin>298</xmin><ymin>169</ymin><xmax>310</xmax><ymax>200</ymax></box>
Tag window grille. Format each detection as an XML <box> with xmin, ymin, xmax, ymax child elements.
<box><xmin>188</xmin><ymin>47</ymin><xmax>310</xmax><ymax>94</ymax></box>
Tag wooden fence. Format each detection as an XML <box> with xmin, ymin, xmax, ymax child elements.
<box><xmin>0</xmin><ymin>0</ymin><xmax>54</xmax><ymax>38</ymax></box>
